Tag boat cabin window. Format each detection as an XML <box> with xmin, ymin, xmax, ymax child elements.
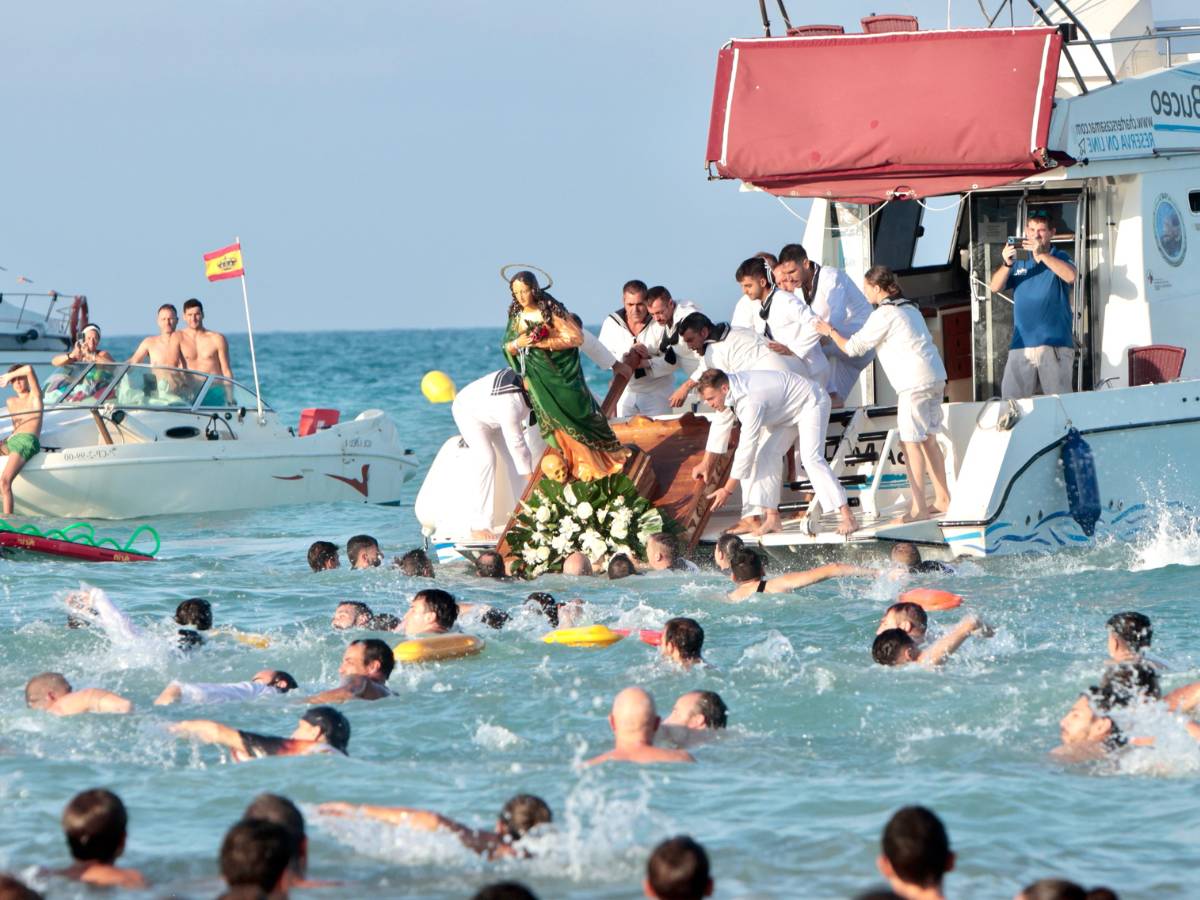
<box><xmin>1190</xmin><ymin>191</ymin><xmax>1200</xmax><ymax>214</ymax></box>
<box><xmin>44</xmin><ymin>363</ymin><xmax>119</xmax><ymax>407</ymax></box>
<box><xmin>112</xmin><ymin>366</ymin><xmax>208</xmax><ymax>408</ymax></box>
<box><xmin>195</xmin><ymin>376</ymin><xmax>263</xmax><ymax>411</ymax></box>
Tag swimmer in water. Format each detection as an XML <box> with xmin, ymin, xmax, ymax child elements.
<box><xmin>584</xmin><ymin>687</ymin><xmax>695</xmax><ymax>766</ymax></box>
<box><xmin>331</xmin><ymin>601</ymin><xmax>401</xmax><ymax>632</ymax></box>
<box><xmin>659</xmin><ymin>691</ymin><xmax>728</xmax><ymax>749</ymax></box>
<box><xmin>726</xmin><ymin>548</ymin><xmax>872</xmax><ymax>601</ymax></box>
<box><xmin>875</xmin><ymin>806</ymin><xmax>955</xmax><ymax>900</ymax></box>
<box><xmin>242</xmin><ymin>793</ymin><xmax>338</xmax><ymax>890</ymax></box>
<box><xmin>645</xmin><ymin>835</ymin><xmax>713</xmax><ymax>900</ymax></box>
<box><xmin>645</xmin><ymin>532</ymin><xmax>700</xmax><ymax>572</ymax></box>
<box><xmin>876</xmin><ymin>602</ymin><xmax>928</xmax><ymax>643</ymax></box>
<box><xmin>25</xmin><ymin>672</ymin><xmax>132</xmax><ymax>716</ymax></box>
<box><xmin>54</xmin><ymin>789</ymin><xmax>146</xmax><ymax>889</ymax></box>
<box><xmin>661</xmin><ymin>617</ymin><xmax>707</xmax><ymax>670</ymax></box>
<box><xmin>319</xmin><ymin>794</ymin><xmax>552</xmax><ymax>860</ymax></box>
<box><xmin>346</xmin><ymin>533</ymin><xmax>381</xmax><ymax>569</ymax></box>
<box><xmin>153</xmin><ymin>670</ymin><xmax>298</xmax><ymax>706</ymax></box>
<box><xmin>474</xmin><ymin>549</ymin><xmax>507</xmax><ymax>579</ymax></box>
<box><xmin>872</xmin><ymin>614</ymin><xmax>989</xmax><ymax>667</ymax></box>
<box><xmin>524</xmin><ymin>592</ymin><xmax>584</xmax><ymax>629</ymax></box>
<box><xmin>219</xmin><ymin>818</ymin><xmax>292</xmax><ymax>898</ymax></box>
<box><xmin>64</xmin><ymin>584</ymin><xmax>140</xmax><ymax>642</ymax></box>
<box><xmin>400</xmin><ymin>589</ymin><xmax>459</xmax><ymax>636</ymax></box>
<box><xmin>1105</xmin><ymin>611</ymin><xmax>1152</xmax><ymax>665</ymax></box>
<box><xmin>308</xmin><ymin>540</ymin><xmax>340</xmax><ymax>571</ymax></box>
<box><xmin>562</xmin><ymin>551</ymin><xmax>593</xmax><ymax>576</ymax></box>
<box><xmin>713</xmin><ymin>533</ymin><xmax>743</xmax><ymax>572</ymax></box>
<box><xmin>307</xmin><ymin>639</ymin><xmax>394</xmax><ymax>703</ymax></box>
<box><xmin>171</xmin><ymin>705</ymin><xmax>351</xmax><ymax>760</ymax></box>
<box><xmin>888</xmin><ymin>541</ymin><xmax>954</xmax><ymax>575</ymax></box>
<box><xmin>395</xmin><ymin>547</ymin><xmax>435</xmax><ymax>577</ymax></box>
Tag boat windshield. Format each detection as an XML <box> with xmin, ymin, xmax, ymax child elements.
<box><xmin>42</xmin><ymin>363</ymin><xmax>269</xmax><ymax>412</ymax></box>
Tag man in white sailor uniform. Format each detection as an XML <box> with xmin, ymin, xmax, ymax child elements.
<box><xmin>676</xmin><ymin>313</ymin><xmax>794</xmax><ymax>384</ymax></box>
<box><xmin>734</xmin><ymin>256</ymin><xmax>829</xmax><ymax>388</ymax></box>
<box><xmin>645</xmin><ymin>286</ymin><xmax>703</xmax><ymax>409</ymax></box>
<box><xmin>597</xmin><ymin>279</ymin><xmax>673</xmax><ymax>417</ymax></box>
<box><xmin>450</xmin><ymin>369</ymin><xmax>542</xmax><ymax>540</ymax></box>
<box><xmin>776</xmin><ymin>243</ymin><xmax>873</xmax><ymax>406</ymax></box>
<box><xmin>694</xmin><ymin>368</ymin><xmax>856</xmax><ymax>538</ymax></box>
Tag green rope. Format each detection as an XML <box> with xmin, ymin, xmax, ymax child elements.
<box><xmin>0</xmin><ymin>518</ymin><xmax>160</xmax><ymax>558</ymax></box>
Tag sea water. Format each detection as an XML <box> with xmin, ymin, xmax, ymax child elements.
<box><xmin>1</xmin><ymin>328</ymin><xmax>1198</xmax><ymax>899</ymax></box>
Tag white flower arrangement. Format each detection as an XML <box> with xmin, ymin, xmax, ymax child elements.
<box><xmin>507</xmin><ymin>473</ymin><xmax>668</xmax><ymax>578</ymax></box>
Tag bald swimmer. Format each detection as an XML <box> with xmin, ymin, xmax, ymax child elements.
<box><xmin>25</xmin><ymin>673</ymin><xmax>132</xmax><ymax>716</ymax></box>
<box><xmin>584</xmin><ymin>687</ymin><xmax>695</xmax><ymax>766</ymax></box>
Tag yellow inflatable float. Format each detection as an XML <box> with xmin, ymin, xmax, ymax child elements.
<box><xmin>394</xmin><ymin>633</ymin><xmax>484</xmax><ymax>663</ymax></box>
<box><xmin>542</xmin><ymin>624</ymin><xmax>626</xmax><ymax>648</ymax></box>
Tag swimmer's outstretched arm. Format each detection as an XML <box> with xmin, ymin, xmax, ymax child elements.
<box><xmin>154</xmin><ymin>683</ymin><xmax>183</xmax><ymax>706</ymax></box>
<box><xmin>766</xmin><ymin>562</ymin><xmax>876</xmax><ymax>593</ymax></box>
<box><xmin>318</xmin><ymin>803</ymin><xmax>492</xmax><ymax>853</ymax></box>
<box><xmin>919</xmin><ymin>614</ymin><xmax>982</xmax><ymax>667</ymax></box>
<box><xmin>1166</xmin><ymin>681</ymin><xmax>1200</xmax><ymax>715</ymax></box>
<box><xmin>54</xmin><ymin>688</ymin><xmax>132</xmax><ymax>716</ymax></box>
<box><xmin>170</xmin><ymin>719</ymin><xmax>248</xmax><ymax>755</ymax></box>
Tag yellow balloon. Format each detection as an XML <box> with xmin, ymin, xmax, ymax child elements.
<box><xmin>421</xmin><ymin>370</ymin><xmax>457</xmax><ymax>403</ymax></box>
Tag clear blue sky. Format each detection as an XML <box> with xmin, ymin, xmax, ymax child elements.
<box><xmin>4</xmin><ymin>0</ymin><xmax>1192</xmax><ymax>335</ymax></box>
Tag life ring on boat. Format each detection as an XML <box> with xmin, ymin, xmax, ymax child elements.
<box><xmin>394</xmin><ymin>633</ymin><xmax>484</xmax><ymax>663</ymax></box>
<box><xmin>899</xmin><ymin>588</ymin><xmax>963</xmax><ymax>612</ymax></box>
<box><xmin>543</xmin><ymin>624</ymin><xmax>625</xmax><ymax>648</ymax></box>
<box><xmin>68</xmin><ymin>295</ymin><xmax>89</xmax><ymax>344</ymax></box>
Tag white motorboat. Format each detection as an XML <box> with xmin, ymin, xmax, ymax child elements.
<box><xmin>0</xmin><ymin>291</ymin><xmax>88</xmax><ymax>366</ymax></box>
<box><xmin>7</xmin><ymin>361</ymin><xmax>419</xmax><ymax>519</ymax></box>
<box><xmin>419</xmin><ymin>0</ymin><xmax>1200</xmax><ymax>561</ymax></box>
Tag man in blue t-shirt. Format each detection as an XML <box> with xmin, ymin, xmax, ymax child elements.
<box><xmin>989</xmin><ymin>212</ymin><xmax>1077</xmax><ymax>398</ymax></box>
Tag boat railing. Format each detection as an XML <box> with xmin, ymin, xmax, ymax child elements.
<box><xmin>37</xmin><ymin>362</ymin><xmax>270</xmax><ymax>414</ymax></box>
<box><xmin>0</xmin><ymin>291</ymin><xmax>75</xmax><ymax>340</ymax></box>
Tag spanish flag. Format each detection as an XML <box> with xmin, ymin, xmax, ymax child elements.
<box><xmin>203</xmin><ymin>242</ymin><xmax>245</xmax><ymax>282</ymax></box>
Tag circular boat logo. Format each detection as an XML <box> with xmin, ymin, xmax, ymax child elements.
<box><xmin>1153</xmin><ymin>194</ymin><xmax>1186</xmax><ymax>267</ymax></box>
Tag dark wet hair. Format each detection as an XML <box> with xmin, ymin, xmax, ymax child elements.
<box><xmin>526</xmin><ymin>592</ymin><xmax>559</xmax><ymax>628</ymax></box>
<box><xmin>647</xmin><ymin>835</ymin><xmax>710</xmax><ymax>900</ymax></box>
<box><xmin>177</xmin><ymin>628</ymin><xmax>205</xmax><ymax>650</ymax></box>
<box><xmin>414</xmin><ymin>588</ymin><xmax>459</xmax><ymax>630</ymax></box>
<box><xmin>1018</xmin><ymin>879</ymin><xmax>1087</xmax><ymax>900</ymax></box>
<box><xmin>663</xmin><ymin>617</ymin><xmax>704</xmax><ymax>661</ymax></box>
<box><xmin>873</xmin><ymin>629</ymin><xmax>918</xmax><ymax>666</ymax></box>
<box><xmin>346</xmin><ymin>534</ymin><xmax>380</xmax><ymax>567</ymax></box>
<box><xmin>1095</xmin><ymin>662</ymin><xmax>1160</xmax><ymax>705</ymax></box>
<box><xmin>881</xmin><ymin>806</ymin><xmax>951</xmax><ymax>888</ymax></box>
<box><xmin>1107</xmin><ymin>611</ymin><xmax>1152</xmax><ymax>651</ymax></box>
<box><xmin>692</xmin><ymin>690</ymin><xmax>728</xmax><ymax>729</ymax></box>
<box><xmin>396</xmin><ymin>548</ymin><xmax>434</xmax><ymax>577</ymax></box>
<box><xmin>498</xmin><ymin>794</ymin><xmax>552</xmax><ymax>841</ymax></box>
<box><xmin>730</xmin><ymin>548</ymin><xmax>765</xmax><ymax>583</ymax></box>
<box><xmin>678</xmin><ymin>311</ymin><xmax>715</xmax><ymax>337</ymax></box>
<box><xmin>507</xmin><ymin>271</ymin><xmax>568</xmax><ymax>327</ymax></box>
<box><xmin>885</xmin><ymin>602</ymin><xmax>929</xmax><ymax>632</ymax></box>
<box><xmin>334</xmin><ymin>601</ymin><xmax>372</xmax><ymax>629</ymax></box>
<box><xmin>301</xmin><ymin>706</ymin><xmax>350</xmax><ymax>753</ymax></box>
<box><xmin>351</xmin><ymin>638</ymin><xmax>395</xmax><ymax>680</ymax></box>
<box><xmin>482</xmin><ymin>608</ymin><xmax>510</xmax><ymax>630</ymax></box>
<box><xmin>220</xmin><ymin>819</ymin><xmax>292</xmax><ymax>892</ymax></box>
<box><xmin>715</xmin><ymin>533</ymin><xmax>744</xmax><ymax>566</ymax></box>
<box><xmin>607</xmin><ymin>554</ymin><xmax>637</xmax><ymax>580</ymax></box>
<box><xmin>648</xmin><ymin>532</ymin><xmax>679</xmax><ymax>566</ymax></box>
<box><xmin>0</xmin><ymin>873</ymin><xmax>42</xmax><ymax>900</ymax></box>
<box><xmin>307</xmin><ymin>540</ymin><xmax>339</xmax><ymax>571</ymax></box>
<box><xmin>777</xmin><ymin>243</ymin><xmax>809</xmax><ymax>265</ymax></box>
<box><xmin>473</xmin><ymin>884</ymin><xmax>539</xmax><ymax>900</ymax></box>
<box><xmin>174</xmin><ymin>598</ymin><xmax>212</xmax><ymax>631</ymax></box>
<box><xmin>264</xmin><ymin>671</ymin><xmax>298</xmax><ymax>693</ymax></box>
<box><xmin>889</xmin><ymin>542</ymin><xmax>921</xmax><ymax>567</ymax></box>
<box><xmin>476</xmin><ymin>550</ymin><xmax>506</xmax><ymax>579</ymax></box>
<box><xmin>368</xmin><ymin>613</ymin><xmax>401</xmax><ymax>631</ymax></box>
<box><xmin>645</xmin><ymin>285</ymin><xmax>672</xmax><ymax>305</ymax></box>
<box><xmin>242</xmin><ymin>794</ymin><xmax>305</xmax><ymax>876</ymax></box>
<box><xmin>735</xmin><ymin>256</ymin><xmax>770</xmax><ymax>283</ymax></box>
<box><xmin>62</xmin><ymin>789</ymin><xmax>128</xmax><ymax>863</ymax></box>
<box><xmin>622</xmin><ymin>279</ymin><xmax>648</xmax><ymax>298</ymax></box>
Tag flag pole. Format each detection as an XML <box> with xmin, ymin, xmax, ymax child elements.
<box><xmin>235</xmin><ymin>235</ymin><xmax>265</xmax><ymax>420</ymax></box>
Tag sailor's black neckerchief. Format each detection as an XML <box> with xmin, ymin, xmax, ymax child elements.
<box><xmin>881</xmin><ymin>295</ymin><xmax>918</xmax><ymax>309</ymax></box>
<box><xmin>609</xmin><ymin>308</ymin><xmax>653</xmax><ymax>379</ymax></box>
<box><xmin>658</xmin><ymin>313</ymin><xmax>680</xmax><ymax>365</ymax></box>
<box><xmin>801</xmin><ymin>263</ymin><xmax>822</xmax><ymax>305</ymax></box>
<box><xmin>702</xmin><ymin>322</ymin><xmax>732</xmax><ymax>350</ymax></box>
<box><xmin>491</xmin><ymin>367</ymin><xmax>535</xmax><ymax>426</ymax></box>
<box><xmin>757</xmin><ymin>286</ymin><xmax>780</xmax><ymax>340</ymax></box>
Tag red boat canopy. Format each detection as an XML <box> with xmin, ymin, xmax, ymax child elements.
<box><xmin>706</xmin><ymin>27</ymin><xmax>1065</xmax><ymax>202</ymax></box>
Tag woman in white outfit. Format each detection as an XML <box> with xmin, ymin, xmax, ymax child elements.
<box><xmin>815</xmin><ymin>266</ymin><xmax>951</xmax><ymax>522</ymax></box>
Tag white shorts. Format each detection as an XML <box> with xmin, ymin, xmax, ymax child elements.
<box><xmin>1001</xmin><ymin>345</ymin><xmax>1074</xmax><ymax>399</ymax></box>
<box><xmin>897</xmin><ymin>382</ymin><xmax>945</xmax><ymax>443</ymax></box>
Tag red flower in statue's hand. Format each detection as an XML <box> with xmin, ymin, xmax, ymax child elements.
<box><xmin>525</xmin><ymin>324</ymin><xmax>550</xmax><ymax>344</ymax></box>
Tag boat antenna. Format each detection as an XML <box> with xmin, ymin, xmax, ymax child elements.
<box><xmin>774</xmin><ymin>0</ymin><xmax>794</xmax><ymax>32</ymax></box>
<box><xmin>757</xmin><ymin>0</ymin><xmax>771</xmax><ymax>36</ymax></box>
<box><xmin>234</xmin><ymin>235</ymin><xmax>265</xmax><ymax>421</ymax></box>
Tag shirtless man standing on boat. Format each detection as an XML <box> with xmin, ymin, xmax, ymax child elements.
<box><xmin>128</xmin><ymin>304</ymin><xmax>187</xmax><ymax>368</ymax></box>
<box><xmin>0</xmin><ymin>364</ymin><xmax>42</xmax><ymax>515</ymax></box>
<box><xmin>179</xmin><ymin>299</ymin><xmax>233</xmax><ymax>377</ymax></box>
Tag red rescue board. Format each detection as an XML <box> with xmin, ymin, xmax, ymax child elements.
<box><xmin>0</xmin><ymin>531</ymin><xmax>155</xmax><ymax>563</ymax></box>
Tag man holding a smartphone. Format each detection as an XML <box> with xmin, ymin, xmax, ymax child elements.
<box><xmin>989</xmin><ymin>211</ymin><xmax>1077</xmax><ymax>398</ymax></box>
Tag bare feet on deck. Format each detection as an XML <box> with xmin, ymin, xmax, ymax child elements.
<box><xmin>725</xmin><ymin>516</ymin><xmax>761</xmax><ymax>535</ymax></box>
<box><xmin>836</xmin><ymin>510</ymin><xmax>858</xmax><ymax>536</ymax></box>
<box><xmin>752</xmin><ymin>511</ymin><xmax>783</xmax><ymax>536</ymax></box>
